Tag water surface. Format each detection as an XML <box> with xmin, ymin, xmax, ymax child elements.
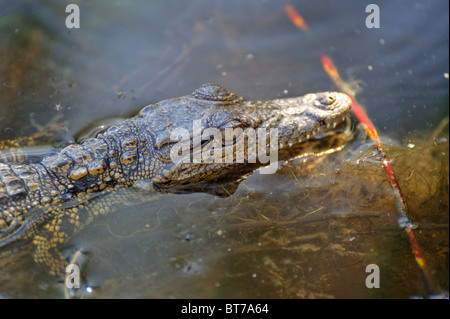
<box><xmin>0</xmin><ymin>0</ymin><xmax>448</xmax><ymax>298</ymax></box>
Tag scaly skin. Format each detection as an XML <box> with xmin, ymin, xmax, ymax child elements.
<box><xmin>0</xmin><ymin>84</ymin><xmax>352</xmax><ymax>276</ymax></box>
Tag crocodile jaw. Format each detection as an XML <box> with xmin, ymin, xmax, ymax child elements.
<box><xmin>255</xmin><ymin>92</ymin><xmax>352</xmax><ymax>149</ymax></box>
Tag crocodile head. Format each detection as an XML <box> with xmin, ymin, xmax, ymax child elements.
<box><xmin>135</xmin><ymin>83</ymin><xmax>352</xmax><ymax>188</ymax></box>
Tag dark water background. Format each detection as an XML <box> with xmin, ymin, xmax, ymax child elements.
<box><xmin>0</xmin><ymin>0</ymin><xmax>448</xmax><ymax>298</ymax></box>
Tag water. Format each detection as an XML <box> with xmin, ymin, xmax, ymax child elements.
<box><xmin>0</xmin><ymin>0</ymin><xmax>448</xmax><ymax>298</ymax></box>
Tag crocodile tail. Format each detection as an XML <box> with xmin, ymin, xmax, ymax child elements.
<box><xmin>0</xmin><ymin>161</ymin><xmax>61</xmax><ymax>235</ymax></box>
<box><xmin>0</xmin><ymin>136</ymin><xmax>112</xmax><ymax>233</ymax></box>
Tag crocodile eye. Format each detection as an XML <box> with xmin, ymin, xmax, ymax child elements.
<box><xmin>216</xmin><ymin>115</ymin><xmax>254</xmax><ymax>130</ymax></box>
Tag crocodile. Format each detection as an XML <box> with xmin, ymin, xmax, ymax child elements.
<box><xmin>0</xmin><ymin>84</ymin><xmax>352</xmax><ymax>277</ymax></box>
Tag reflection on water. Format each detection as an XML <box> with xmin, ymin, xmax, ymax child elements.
<box><xmin>64</xmin><ymin>129</ymin><xmax>446</xmax><ymax>299</ymax></box>
<box><xmin>0</xmin><ymin>0</ymin><xmax>448</xmax><ymax>298</ymax></box>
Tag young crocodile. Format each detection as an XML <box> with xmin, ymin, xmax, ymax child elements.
<box><xmin>0</xmin><ymin>84</ymin><xmax>352</xmax><ymax>276</ymax></box>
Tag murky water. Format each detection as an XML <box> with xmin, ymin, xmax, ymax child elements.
<box><xmin>0</xmin><ymin>0</ymin><xmax>448</xmax><ymax>298</ymax></box>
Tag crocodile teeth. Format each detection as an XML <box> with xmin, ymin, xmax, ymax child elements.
<box><xmin>306</xmin><ymin>134</ymin><xmax>310</xmax><ymax>140</ymax></box>
<box><xmin>333</xmin><ymin>122</ymin><xmax>337</xmax><ymax>128</ymax></box>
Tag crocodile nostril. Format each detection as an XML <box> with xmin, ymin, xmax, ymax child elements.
<box><xmin>319</xmin><ymin>94</ymin><xmax>336</xmax><ymax>105</ymax></box>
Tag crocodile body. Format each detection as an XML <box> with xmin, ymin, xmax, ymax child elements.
<box><xmin>0</xmin><ymin>84</ymin><xmax>352</xmax><ymax>276</ymax></box>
